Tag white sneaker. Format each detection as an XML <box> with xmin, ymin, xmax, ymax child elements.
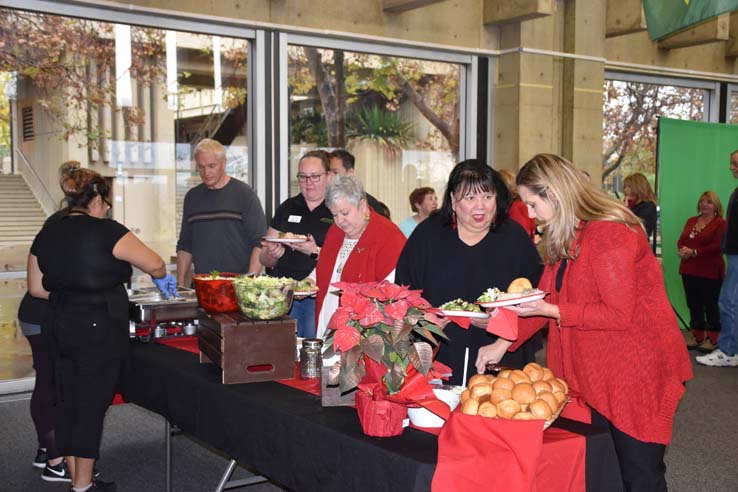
<box><xmin>696</xmin><ymin>348</ymin><xmax>738</xmax><ymax>367</ymax></box>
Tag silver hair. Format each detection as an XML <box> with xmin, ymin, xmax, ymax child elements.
<box><xmin>325</xmin><ymin>175</ymin><xmax>367</xmax><ymax>209</ymax></box>
<box><xmin>194</xmin><ymin>138</ymin><xmax>226</xmax><ymax>162</ymax></box>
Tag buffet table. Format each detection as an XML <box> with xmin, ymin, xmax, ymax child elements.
<box><xmin>120</xmin><ymin>342</ymin><xmax>623</xmax><ymax>492</ymax></box>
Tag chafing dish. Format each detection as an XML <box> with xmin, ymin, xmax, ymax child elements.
<box><xmin>128</xmin><ymin>287</ymin><xmax>200</xmax><ymax>323</ymax></box>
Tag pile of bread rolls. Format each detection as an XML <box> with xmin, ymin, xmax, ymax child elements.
<box><xmin>460</xmin><ymin>362</ymin><xmax>568</xmax><ymax>422</ymax></box>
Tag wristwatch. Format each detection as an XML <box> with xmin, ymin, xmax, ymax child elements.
<box><xmin>310</xmin><ymin>246</ymin><xmax>321</xmax><ymax>259</ymax></box>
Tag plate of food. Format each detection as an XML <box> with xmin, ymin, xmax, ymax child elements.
<box><xmin>439</xmin><ymin>298</ymin><xmax>490</xmax><ymax>319</ymax></box>
<box><xmin>476</xmin><ymin>277</ymin><xmax>547</xmax><ymax>308</ymax></box>
<box><xmin>294</xmin><ymin>279</ymin><xmax>319</xmax><ymax>297</ymax></box>
<box><xmin>263</xmin><ymin>232</ymin><xmax>308</xmax><ymax>244</ymax></box>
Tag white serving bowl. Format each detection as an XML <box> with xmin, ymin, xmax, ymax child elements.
<box><xmin>407</xmin><ymin>387</ymin><xmax>461</xmax><ymax>428</ymax></box>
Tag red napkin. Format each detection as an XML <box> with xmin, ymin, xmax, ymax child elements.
<box><xmin>560</xmin><ymin>394</ymin><xmax>591</xmax><ymax>424</ymax></box>
<box><xmin>433</xmin><ymin>411</ymin><xmax>544</xmax><ymax>492</ymax></box>
<box><xmin>485</xmin><ymin>307</ymin><xmax>518</xmax><ymax>339</ymax></box>
<box><xmin>445</xmin><ymin>316</ymin><xmax>471</xmax><ymax>329</ymax></box>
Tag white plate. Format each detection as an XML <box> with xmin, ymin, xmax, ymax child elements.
<box><xmin>477</xmin><ymin>291</ymin><xmax>547</xmax><ymax>308</ymax></box>
<box><xmin>263</xmin><ymin>237</ymin><xmax>307</xmax><ymax>244</ymax></box>
<box><xmin>440</xmin><ymin>309</ymin><xmax>490</xmax><ymax>319</ymax></box>
<box><xmin>294</xmin><ymin>289</ymin><xmax>319</xmax><ymax>297</ymax></box>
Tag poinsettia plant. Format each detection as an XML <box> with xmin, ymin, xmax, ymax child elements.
<box><xmin>323</xmin><ymin>280</ymin><xmax>448</xmax><ymax>395</ymax></box>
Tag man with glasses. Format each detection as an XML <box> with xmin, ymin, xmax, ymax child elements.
<box><xmin>177</xmin><ymin>138</ymin><xmax>266</xmax><ymax>286</ymax></box>
<box><xmin>259</xmin><ymin>150</ymin><xmax>332</xmax><ymax>338</ymax></box>
<box><xmin>328</xmin><ymin>149</ymin><xmax>391</xmax><ymax>219</ymax></box>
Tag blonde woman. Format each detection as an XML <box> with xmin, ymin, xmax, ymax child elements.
<box><xmin>623</xmin><ymin>172</ymin><xmax>657</xmax><ymax>242</ymax></box>
<box><xmin>487</xmin><ymin>154</ymin><xmax>691</xmax><ymax>492</ymax></box>
<box><xmin>677</xmin><ymin>191</ymin><xmax>726</xmax><ymax>352</ymax></box>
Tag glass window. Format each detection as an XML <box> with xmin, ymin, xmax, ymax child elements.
<box><xmin>729</xmin><ymin>91</ymin><xmax>738</xmax><ymax>124</ymax></box>
<box><xmin>602</xmin><ymin>78</ymin><xmax>707</xmax><ymax>197</ymax></box>
<box><xmin>287</xmin><ymin>45</ymin><xmax>461</xmax><ymax>222</ymax></box>
<box><xmin>0</xmin><ymin>8</ymin><xmax>249</xmax><ymax>271</ymax></box>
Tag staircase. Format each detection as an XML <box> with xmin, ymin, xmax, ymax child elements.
<box><xmin>0</xmin><ymin>174</ymin><xmax>47</xmax><ymax>246</ymax></box>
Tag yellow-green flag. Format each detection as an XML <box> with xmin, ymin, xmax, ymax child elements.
<box><xmin>643</xmin><ymin>0</ymin><xmax>738</xmax><ymax>40</ymax></box>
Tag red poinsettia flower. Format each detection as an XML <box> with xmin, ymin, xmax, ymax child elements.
<box><xmin>334</xmin><ymin>322</ymin><xmax>361</xmax><ymax>352</ymax></box>
<box><xmin>384</xmin><ymin>299</ymin><xmax>409</xmax><ymax>321</ymax></box>
<box><xmin>328</xmin><ymin>306</ymin><xmax>352</xmax><ymax>331</ymax></box>
<box><xmin>378</xmin><ymin>281</ymin><xmax>406</xmax><ymax>301</ymax></box>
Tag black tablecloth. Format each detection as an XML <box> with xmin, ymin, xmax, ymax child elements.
<box><xmin>120</xmin><ymin>342</ymin><xmax>622</xmax><ymax>492</ymax></box>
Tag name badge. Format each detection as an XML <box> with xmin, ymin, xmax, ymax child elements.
<box><xmin>288</xmin><ymin>215</ymin><xmax>302</xmax><ymax>223</ymax></box>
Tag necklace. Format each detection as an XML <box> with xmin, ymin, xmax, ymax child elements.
<box><xmin>689</xmin><ymin>216</ymin><xmax>714</xmax><ymax>239</ymax></box>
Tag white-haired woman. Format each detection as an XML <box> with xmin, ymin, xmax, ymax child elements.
<box><xmin>494</xmin><ymin>153</ymin><xmax>691</xmax><ymax>492</ymax></box>
<box><xmin>312</xmin><ymin>175</ymin><xmax>406</xmax><ymax>338</ymax></box>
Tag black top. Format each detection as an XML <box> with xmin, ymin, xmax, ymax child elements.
<box><xmin>267</xmin><ymin>194</ymin><xmax>333</xmax><ymax>280</ymax></box>
<box><xmin>724</xmin><ymin>187</ymin><xmax>738</xmax><ymax>254</ymax></box>
<box><xmin>631</xmin><ymin>201</ymin><xmax>657</xmax><ymax>244</ymax></box>
<box><xmin>32</xmin><ymin>214</ymin><xmax>132</xmax><ymax>294</ymax></box>
<box><xmin>177</xmin><ymin>178</ymin><xmax>267</xmax><ymax>274</ymax></box>
<box><xmin>395</xmin><ymin>214</ymin><xmax>543</xmax><ymax>385</ymax></box>
<box><xmin>366</xmin><ymin>192</ymin><xmax>391</xmax><ymax>219</ymax></box>
<box><xmin>18</xmin><ymin>208</ymin><xmax>69</xmax><ymax>325</ymax></box>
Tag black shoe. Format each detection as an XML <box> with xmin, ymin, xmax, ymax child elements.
<box><xmin>42</xmin><ymin>460</ymin><xmax>72</xmax><ymax>482</ymax></box>
<box><xmin>33</xmin><ymin>448</ymin><xmax>47</xmax><ymax>469</ymax></box>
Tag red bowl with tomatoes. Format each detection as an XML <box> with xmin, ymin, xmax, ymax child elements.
<box><xmin>192</xmin><ymin>273</ymin><xmax>239</xmax><ymax>312</ymax></box>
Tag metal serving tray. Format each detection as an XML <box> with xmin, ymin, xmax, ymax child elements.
<box><xmin>128</xmin><ymin>287</ymin><xmax>200</xmax><ymax>323</ymax></box>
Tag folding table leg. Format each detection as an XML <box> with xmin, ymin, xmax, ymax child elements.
<box><xmin>215</xmin><ymin>459</ymin><xmax>269</xmax><ymax>491</ymax></box>
<box><xmin>165</xmin><ymin>419</ymin><xmax>172</xmax><ymax>492</ymax></box>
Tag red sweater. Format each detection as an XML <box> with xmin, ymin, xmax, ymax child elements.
<box><xmin>315</xmin><ymin>211</ymin><xmax>406</xmax><ymax>321</ymax></box>
<box><xmin>510</xmin><ymin>221</ymin><xmax>692</xmax><ymax>444</ymax></box>
<box><xmin>508</xmin><ymin>199</ymin><xmax>536</xmax><ymax>239</ymax></box>
<box><xmin>677</xmin><ymin>215</ymin><xmax>726</xmax><ymax>280</ymax></box>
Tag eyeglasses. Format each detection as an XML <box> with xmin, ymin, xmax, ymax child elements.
<box><xmin>296</xmin><ymin>173</ymin><xmax>326</xmax><ymax>183</ymax></box>
<box><xmin>102</xmin><ymin>197</ymin><xmax>112</xmax><ymax>209</ymax></box>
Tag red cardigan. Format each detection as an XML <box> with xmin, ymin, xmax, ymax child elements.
<box><xmin>315</xmin><ymin>210</ymin><xmax>406</xmax><ymax>322</ymax></box>
<box><xmin>508</xmin><ymin>199</ymin><xmax>536</xmax><ymax>239</ymax></box>
<box><xmin>677</xmin><ymin>215</ymin><xmax>726</xmax><ymax>280</ymax></box>
<box><xmin>510</xmin><ymin>221</ymin><xmax>692</xmax><ymax>444</ymax></box>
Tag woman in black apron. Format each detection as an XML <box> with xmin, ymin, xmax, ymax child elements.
<box><xmin>27</xmin><ymin>168</ymin><xmax>176</xmax><ymax>492</ymax></box>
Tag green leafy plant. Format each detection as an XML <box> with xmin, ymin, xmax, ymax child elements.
<box><xmin>209</xmin><ymin>270</ymin><xmax>221</xmax><ymax>279</ymax></box>
<box><xmin>324</xmin><ymin>280</ymin><xmax>447</xmax><ymax>395</ymax></box>
<box><xmin>348</xmin><ymin>105</ymin><xmax>413</xmax><ymax>153</ymax></box>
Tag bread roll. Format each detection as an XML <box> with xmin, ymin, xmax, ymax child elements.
<box><xmin>478</xmin><ymin>401</ymin><xmax>497</xmax><ymax>418</ymax></box>
<box><xmin>496</xmin><ymin>399</ymin><xmax>521</xmax><ymax>419</ymax></box>
<box><xmin>461</xmin><ymin>399</ymin><xmax>480</xmax><ymax>415</ymax></box>
<box><xmin>468</xmin><ymin>374</ymin><xmax>489</xmax><ymax>389</ymax></box>
<box><xmin>509</xmin><ymin>369</ymin><xmax>532</xmax><ymax>384</ymax></box>
<box><xmin>523</xmin><ymin>362</ymin><xmax>544</xmax><ymax>382</ymax></box>
<box><xmin>513</xmin><ymin>411</ymin><xmax>536</xmax><ymax>420</ymax></box>
<box><xmin>470</xmin><ymin>383</ymin><xmax>493</xmax><ymax>401</ymax></box>
<box><xmin>490</xmin><ymin>388</ymin><xmax>512</xmax><ymax>405</ymax></box>
<box><xmin>529</xmin><ymin>400</ymin><xmax>553</xmax><ymax>420</ymax></box>
<box><xmin>532</xmin><ymin>380</ymin><xmax>553</xmax><ymax>395</ymax></box>
<box><xmin>511</xmin><ymin>382</ymin><xmax>536</xmax><ymax>405</ymax></box>
<box><xmin>493</xmin><ymin>377</ymin><xmax>515</xmax><ymax>392</ymax></box>
<box><xmin>542</xmin><ymin>367</ymin><xmax>555</xmax><ymax>381</ymax></box>
<box><xmin>537</xmin><ymin>391</ymin><xmax>559</xmax><ymax>413</ymax></box>
<box><xmin>507</xmin><ymin>277</ymin><xmax>533</xmax><ymax>293</ymax></box>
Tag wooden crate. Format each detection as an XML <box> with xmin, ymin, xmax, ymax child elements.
<box><xmin>198</xmin><ymin>312</ymin><xmax>296</xmax><ymax>384</ymax></box>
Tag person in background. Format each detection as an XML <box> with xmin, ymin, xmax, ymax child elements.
<box><xmin>678</xmin><ymin>191</ymin><xmax>726</xmax><ymax>352</ymax></box>
<box><xmin>398</xmin><ymin>186</ymin><xmax>437</xmax><ymax>238</ymax></box>
<box><xmin>697</xmin><ymin>150</ymin><xmax>738</xmax><ymax>367</ymax></box>
<box><xmin>499</xmin><ymin>169</ymin><xmax>537</xmax><ymax>242</ymax></box>
<box><xmin>177</xmin><ymin>138</ymin><xmax>266</xmax><ymax>286</ymax></box>
<box><xmin>328</xmin><ymin>149</ymin><xmax>391</xmax><ymax>219</ymax></box>
<box><xmin>312</xmin><ymin>175</ymin><xmax>405</xmax><ymax>338</ymax></box>
<box><xmin>497</xmin><ymin>154</ymin><xmax>691</xmax><ymax>492</ymax></box>
<box><xmin>395</xmin><ymin>160</ymin><xmax>543</xmax><ymax>386</ymax></box>
<box><xmin>259</xmin><ymin>150</ymin><xmax>333</xmax><ymax>338</ymax></box>
<box><xmin>18</xmin><ymin>161</ymin><xmax>78</xmax><ymax>483</ymax></box>
<box><xmin>28</xmin><ymin>168</ymin><xmax>176</xmax><ymax>492</ymax></box>
<box><xmin>623</xmin><ymin>173</ymin><xmax>657</xmax><ymax>246</ymax></box>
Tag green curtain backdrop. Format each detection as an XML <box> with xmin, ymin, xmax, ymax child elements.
<box><xmin>658</xmin><ymin>117</ymin><xmax>738</xmax><ymax>329</ymax></box>
<box><xmin>643</xmin><ymin>0</ymin><xmax>738</xmax><ymax>40</ymax></box>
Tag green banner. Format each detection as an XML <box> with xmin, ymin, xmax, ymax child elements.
<box><xmin>643</xmin><ymin>0</ymin><xmax>738</xmax><ymax>40</ymax></box>
<box><xmin>658</xmin><ymin>118</ymin><xmax>738</xmax><ymax>329</ymax></box>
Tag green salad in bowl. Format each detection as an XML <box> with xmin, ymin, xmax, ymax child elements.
<box><xmin>439</xmin><ymin>298</ymin><xmax>482</xmax><ymax>312</ymax></box>
<box><xmin>231</xmin><ymin>275</ymin><xmax>296</xmax><ymax>319</ymax></box>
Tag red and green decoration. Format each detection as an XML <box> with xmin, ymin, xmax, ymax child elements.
<box><xmin>324</xmin><ymin>281</ymin><xmax>448</xmax><ymax>395</ymax></box>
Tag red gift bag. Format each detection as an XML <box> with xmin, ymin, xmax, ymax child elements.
<box><xmin>355</xmin><ymin>389</ymin><xmax>408</xmax><ymax>437</ymax></box>
<box><xmin>432</xmin><ymin>411</ymin><xmax>544</xmax><ymax>492</ymax></box>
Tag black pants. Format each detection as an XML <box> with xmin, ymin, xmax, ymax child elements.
<box><xmin>681</xmin><ymin>274</ymin><xmax>722</xmax><ymax>331</ymax></box>
<box><xmin>591</xmin><ymin>409</ymin><xmax>667</xmax><ymax>492</ymax></box>
<box><xmin>27</xmin><ymin>333</ymin><xmax>60</xmax><ymax>461</ymax></box>
<box><xmin>52</xmin><ymin>308</ymin><xmax>126</xmax><ymax>459</ymax></box>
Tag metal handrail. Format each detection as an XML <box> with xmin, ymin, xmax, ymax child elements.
<box><xmin>14</xmin><ymin>148</ymin><xmax>56</xmax><ymax>215</ymax></box>
<box><xmin>191</xmin><ymin>105</ymin><xmax>231</xmax><ymax>151</ymax></box>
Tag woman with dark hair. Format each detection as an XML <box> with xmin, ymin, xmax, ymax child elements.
<box><xmin>27</xmin><ymin>168</ymin><xmax>176</xmax><ymax>492</ymax></box>
<box><xmin>499</xmin><ymin>154</ymin><xmax>691</xmax><ymax>492</ymax></box>
<box><xmin>395</xmin><ymin>159</ymin><xmax>543</xmax><ymax>386</ymax></box>
<box><xmin>398</xmin><ymin>186</ymin><xmax>437</xmax><ymax>238</ymax></box>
